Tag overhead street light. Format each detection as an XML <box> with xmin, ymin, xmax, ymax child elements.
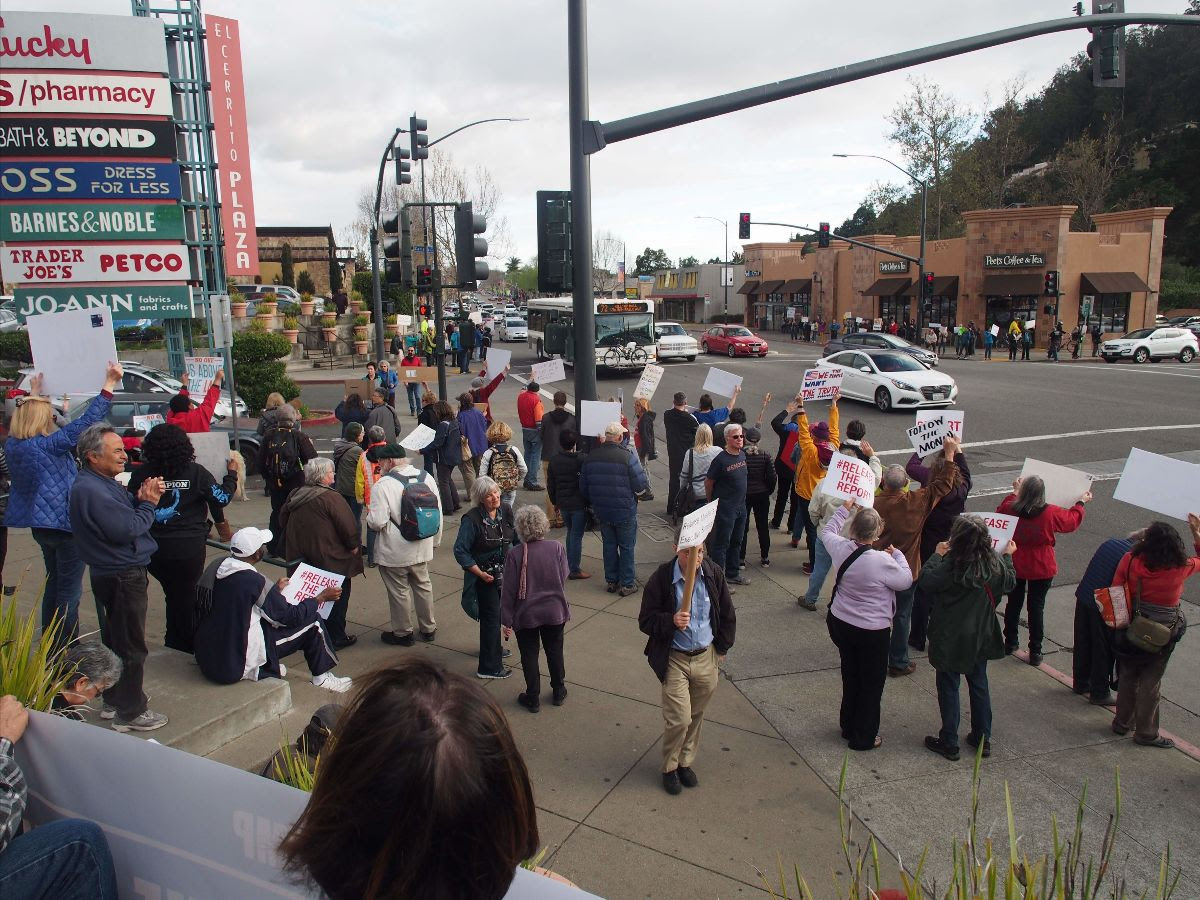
<box><xmin>695</xmin><ymin>215</ymin><xmax>729</xmax><ymax>320</ymax></box>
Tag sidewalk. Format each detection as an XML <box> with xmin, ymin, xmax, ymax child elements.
<box><xmin>7</xmin><ymin>368</ymin><xmax>1197</xmax><ymax>897</ymax></box>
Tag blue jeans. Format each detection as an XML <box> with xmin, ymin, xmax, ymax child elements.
<box><xmin>563</xmin><ymin>508</ymin><xmax>588</xmax><ymax>575</ymax></box>
<box><xmin>599</xmin><ymin>517</ymin><xmax>637</xmax><ymax>587</ymax></box>
<box><xmin>889</xmin><ymin>586</ymin><xmax>917</xmax><ymax>668</ymax></box>
<box><xmin>522</xmin><ymin>427</ymin><xmax>542</xmax><ymax>485</ymax></box>
<box><xmin>405</xmin><ymin>382</ymin><xmax>421</xmax><ymax>414</ymax></box>
<box><xmin>803</xmin><ymin>534</ymin><xmax>833</xmax><ymax>605</ymax></box>
<box><xmin>708</xmin><ymin>502</ymin><xmax>747</xmax><ymax>580</ymax></box>
<box><xmin>32</xmin><ymin>528</ymin><xmax>85</xmax><ymax>649</ymax></box>
<box><xmin>0</xmin><ymin>818</ymin><xmax>117</xmax><ymax>899</ymax></box>
<box><xmin>936</xmin><ymin>661</ymin><xmax>992</xmax><ymax>750</ymax></box>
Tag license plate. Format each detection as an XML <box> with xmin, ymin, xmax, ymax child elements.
<box><xmin>932</xmin><ymin>392</ymin><xmax>945</xmax><ymax>400</ymax></box>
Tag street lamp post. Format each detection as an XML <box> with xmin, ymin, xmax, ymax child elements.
<box><xmin>834</xmin><ymin>153</ymin><xmax>927</xmax><ymax>325</ymax></box>
<box><xmin>695</xmin><ymin>216</ymin><xmax>728</xmax><ymax>321</ymax></box>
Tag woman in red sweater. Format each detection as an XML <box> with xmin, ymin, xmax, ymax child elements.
<box><xmin>996</xmin><ymin>476</ymin><xmax>1091</xmax><ymax>665</ymax></box>
<box><xmin>1110</xmin><ymin>514</ymin><xmax>1200</xmax><ymax>748</ymax></box>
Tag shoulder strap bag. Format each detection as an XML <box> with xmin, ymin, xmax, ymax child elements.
<box><xmin>831</xmin><ymin>545</ymin><xmax>871</xmax><ymax>603</ymax></box>
<box><xmin>1124</xmin><ymin>577</ymin><xmax>1174</xmax><ymax>654</ymax></box>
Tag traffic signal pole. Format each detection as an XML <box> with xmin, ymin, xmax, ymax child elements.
<box><xmin>568</xmin><ymin>0</ymin><xmax>598</xmax><ymax>404</ymax></box>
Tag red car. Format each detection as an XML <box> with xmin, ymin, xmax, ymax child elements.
<box><xmin>701</xmin><ymin>325</ymin><xmax>769</xmax><ymax>357</ymax></box>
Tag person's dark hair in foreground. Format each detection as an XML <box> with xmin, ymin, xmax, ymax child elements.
<box><xmin>279</xmin><ymin>657</ymin><xmax>539</xmax><ymax>900</ymax></box>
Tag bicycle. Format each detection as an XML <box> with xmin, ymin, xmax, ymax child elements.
<box><xmin>602</xmin><ymin>341</ymin><xmax>648</xmax><ymax>368</ymax></box>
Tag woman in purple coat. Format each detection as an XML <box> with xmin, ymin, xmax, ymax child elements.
<box><xmin>501</xmin><ymin>506</ymin><xmax>570</xmax><ymax>713</ymax></box>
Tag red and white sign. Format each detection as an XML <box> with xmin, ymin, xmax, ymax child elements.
<box><xmin>801</xmin><ymin>366</ymin><xmax>843</xmax><ymax>402</ymax></box>
<box><xmin>205</xmin><ymin>16</ymin><xmax>259</xmax><ymax>278</ymax></box>
<box><xmin>0</xmin><ymin>12</ymin><xmax>168</xmax><ymax>72</ymax></box>
<box><xmin>281</xmin><ymin>563</ymin><xmax>343</xmax><ymax>620</ymax></box>
<box><xmin>824</xmin><ymin>455</ymin><xmax>876</xmax><ymax>508</ymax></box>
<box><xmin>981</xmin><ymin>513</ymin><xmax>1018</xmax><ymax>552</ymax></box>
<box><xmin>4</xmin><ymin>243</ymin><xmax>191</xmax><ymax>283</ymax></box>
<box><xmin>0</xmin><ymin>72</ymin><xmax>171</xmax><ymax>116</ymax></box>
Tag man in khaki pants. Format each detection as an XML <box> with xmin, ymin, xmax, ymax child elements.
<box><xmin>365</xmin><ymin>445</ymin><xmax>442</xmax><ymax>646</ymax></box>
<box><xmin>638</xmin><ymin>544</ymin><xmax>737</xmax><ymax>795</ymax></box>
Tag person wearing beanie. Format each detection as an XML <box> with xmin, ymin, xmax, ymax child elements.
<box><xmin>517</xmin><ymin>382</ymin><xmax>545</xmax><ymax>491</ymax></box>
<box><xmin>789</xmin><ymin>393</ymin><xmax>841</xmax><ymax>575</ymax></box>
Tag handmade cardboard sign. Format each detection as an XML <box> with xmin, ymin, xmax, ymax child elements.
<box><xmin>185</xmin><ymin>356</ymin><xmax>222</xmax><ymax>398</ymax></box>
<box><xmin>399</xmin><ymin>424</ymin><xmax>436</xmax><ymax>451</ymax></box>
<box><xmin>485</xmin><ymin>347</ymin><xmax>512</xmax><ymax>375</ymax></box>
<box><xmin>530</xmin><ymin>357</ymin><xmax>567</xmax><ymax>384</ymax></box>
<box><xmin>907</xmin><ymin>418</ymin><xmax>948</xmax><ymax>457</ymax></box>
<box><xmin>188</xmin><ymin>432</ymin><xmax>230</xmax><ymax>481</ymax></box>
<box><xmin>1026</xmin><ymin>319</ymin><xmax>1037</xmax><ymax>330</ymax></box>
<box><xmin>578</xmin><ymin>400</ymin><xmax>622</xmax><ymax>437</ymax></box>
<box><xmin>873</xmin><ymin>318</ymin><xmax>883</xmax><ymax>331</ymax></box>
<box><xmin>396</xmin><ymin>314</ymin><xmax>413</xmax><ymax>329</ymax></box>
<box><xmin>1019</xmin><ymin>458</ymin><xmax>1091</xmax><ymax>508</ymax></box>
<box><xmin>801</xmin><ymin>366</ymin><xmax>843</xmax><ymax>402</ymax></box>
<box><xmin>824</xmin><ymin>455</ymin><xmax>876</xmax><ymax>508</ymax></box>
<box><xmin>468</xmin><ymin>311</ymin><xmax>483</xmax><ymax>324</ymax></box>
<box><xmin>989</xmin><ymin>324</ymin><xmax>1000</xmax><ymax>337</ymax></box>
<box><xmin>633</xmin><ymin>363</ymin><xmax>665</xmax><ymax>400</ymax></box>
<box><xmin>1112</xmin><ymin>447</ymin><xmax>1200</xmax><ymax>522</ymax></box>
<box><xmin>281</xmin><ymin>563</ymin><xmax>343</xmax><ymax>620</ymax></box>
<box><xmin>343</xmin><ymin>379</ymin><xmax>370</xmax><ymax>400</ymax></box>
<box><xmin>982</xmin><ymin>512</ymin><xmax>1018</xmax><ymax>552</ymax></box>
<box><xmin>915</xmin><ymin>410</ymin><xmax>964</xmax><ymax>443</ymax></box>
<box><xmin>397</xmin><ymin>366</ymin><xmax>437</xmax><ymax>384</ymax></box>
<box><xmin>702</xmin><ymin>367</ymin><xmax>742</xmax><ymax>397</ymax></box>
<box><xmin>26</xmin><ymin>305</ymin><xmax>119</xmax><ymax>396</ymax></box>
<box><xmin>678</xmin><ymin>498</ymin><xmax>720</xmax><ymax>550</ymax></box>
<box><xmin>131</xmin><ymin>413</ymin><xmax>164</xmax><ymax>433</ymax></box>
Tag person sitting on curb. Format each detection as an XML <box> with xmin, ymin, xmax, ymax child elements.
<box><xmin>167</xmin><ymin>367</ymin><xmax>224</xmax><ymax>434</ymax></box>
<box><xmin>193</xmin><ymin>526</ymin><xmax>351</xmax><ymax>693</ymax></box>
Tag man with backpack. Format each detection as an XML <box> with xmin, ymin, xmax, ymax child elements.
<box><xmin>365</xmin><ymin>387</ymin><xmax>402</xmax><ymax>443</ymax></box>
<box><xmin>258</xmin><ymin>404</ymin><xmax>317</xmax><ymax>556</ymax></box>
<box><xmin>365</xmin><ymin>444</ymin><xmax>442</xmax><ymax>647</ymax></box>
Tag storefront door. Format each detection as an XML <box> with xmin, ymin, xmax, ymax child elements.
<box><xmin>919</xmin><ymin>296</ymin><xmax>957</xmax><ymax>329</ymax></box>
<box><xmin>985</xmin><ymin>296</ymin><xmax>1038</xmax><ymax>331</ymax></box>
<box><xmin>879</xmin><ymin>297</ymin><xmax>911</xmax><ymax>328</ymax></box>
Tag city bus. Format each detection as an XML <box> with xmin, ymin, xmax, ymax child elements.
<box><xmin>526</xmin><ymin>297</ymin><xmax>656</xmax><ymax>370</ymax></box>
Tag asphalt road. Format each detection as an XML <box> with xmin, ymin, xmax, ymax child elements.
<box><xmin>296</xmin><ymin>336</ymin><xmax>1200</xmax><ymax>585</ymax></box>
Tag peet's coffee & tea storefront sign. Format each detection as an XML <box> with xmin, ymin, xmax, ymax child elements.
<box><xmin>984</xmin><ymin>252</ymin><xmax>1046</xmax><ymax>268</ymax></box>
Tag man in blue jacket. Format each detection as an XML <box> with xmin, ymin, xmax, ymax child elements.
<box><xmin>580</xmin><ymin>421</ymin><xmax>648</xmax><ymax>596</ymax></box>
<box><xmin>68</xmin><ymin>424</ymin><xmax>168</xmax><ymax>733</ymax></box>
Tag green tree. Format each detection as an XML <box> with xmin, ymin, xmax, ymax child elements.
<box><xmin>634</xmin><ymin>247</ymin><xmax>672</xmax><ymax>275</ymax></box>
<box><xmin>505</xmin><ymin>256</ymin><xmax>522</xmax><ymax>279</ymax></box>
<box><xmin>328</xmin><ymin>256</ymin><xmax>343</xmax><ymax>292</ymax></box>
<box><xmin>730</xmin><ymin>250</ymin><xmax>744</xmax><ymax>266</ymax></box>
<box><xmin>280</xmin><ymin>244</ymin><xmax>295</xmax><ymax>287</ymax></box>
<box><xmin>296</xmin><ymin>269</ymin><xmax>316</xmax><ymax>295</ymax></box>
<box><xmin>837</xmin><ymin>204</ymin><xmax>879</xmax><ymax>238</ymax></box>
<box><xmin>678</xmin><ymin>255</ymin><xmax>699</xmax><ymax>268</ymax></box>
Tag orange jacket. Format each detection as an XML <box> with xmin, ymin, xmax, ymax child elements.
<box><xmin>792</xmin><ymin>404</ymin><xmax>840</xmax><ymax>500</ymax></box>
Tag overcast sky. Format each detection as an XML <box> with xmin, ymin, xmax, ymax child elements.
<box><xmin>12</xmin><ymin>0</ymin><xmax>1176</xmax><ymax>269</ymax></box>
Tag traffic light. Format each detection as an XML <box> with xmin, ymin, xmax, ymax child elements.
<box><xmin>394</xmin><ymin>147</ymin><xmax>411</xmax><ymax>185</ymax></box>
<box><xmin>1044</xmin><ymin>270</ymin><xmax>1060</xmax><ymax>296</ymax></box>
<box><xmin>454</xmin><ymin>202</ymin><xmax>488</xmax><ymax>290</ymax></box>
<box><xmin>381</xmin><ymin>212</ymin><xmax>402</xmax><ymax>284</ymax></box>
<box><xmin>409</xmin><ymin>115</ymin><xmax>429</xmax><ymax>161</ymax></box>
<box><xmin>818</xmin><ymin>222</ymin><xmax>830</xmax><ymax>249</ymax></box>
<box><xmin>418</xmin><ymin>303</ymin><xmax>430</xmax><ymax>317</ymax></box>
<box><xmin>1087</xmin><ymin>1</ymin><xmax>1125</xmax><ymax>87</ymax></box>
<box><xmin>416</xmin><ymin>266</ymin><xmax>433</xmax><ymax>291</ymax></box>
<box><xmin>738</xmin><ymin>213</ymin><xmax>751</xmax><ymax>240</ymax></box>
<box><xmin>923</xmin><ymin>272</ymin><xmax>936</xmax><ymax>296</ymax></box>
<box><xmin>399</xmin><ymin>208</ymin><xmax>414</xmax><ymax>289</ymax></box>
<box><xmin>536</xmin><ymin>190</ymin><xmax>572</xmax><ymax>294</ymax></box>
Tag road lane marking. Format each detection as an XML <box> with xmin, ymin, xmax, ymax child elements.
<box><xmin>874</xmin><ymin>423</ymin><xmax>1200</xmax><ymax>457</ymax></box>
<box><xmin>1067</xmin><ymin>364</ymin><xmax>1200</xmax><ymax>379</ymax></box>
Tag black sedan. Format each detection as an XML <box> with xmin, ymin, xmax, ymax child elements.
<box><xmin>822</xmin><ymin>331</ymin><xmax>938</xmax><ymax>368</ymax></box>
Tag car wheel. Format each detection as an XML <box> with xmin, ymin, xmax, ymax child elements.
<box><xmin>727</xmin><ymin>345</ymin><xmax>737</xmax><ymax>358</ymax></box>
<box><xmin>686</xmin><ymin>355</ymin><xmax>696</xmax><ymax>362</ymax></box>
<box><xmin>701</xmin><ymin>341</ymin><xmax>709</xmax><ymax>354</ymax></box>
<box><xmin>874</xmin><ymin>387</ymin><xmax>892</xmax><ymax>412</ymax></box>
<box><xmin>1102</xmin><ymin>356</ymin><xmax>1116</xmax><ymax>363</ymax></box>
<box><xmin>1133</xmin><ymin>347</ymin><xmax>1150</xmax><ymax>364</ymax></box>
<box><xmin>1180</xmin><ymin>346</ymin><xmax>1196</xmax><ymax>363</ymax></box>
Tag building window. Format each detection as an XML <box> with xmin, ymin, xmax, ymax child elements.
<box><xmin>789</xmin><ymin>295</ymin><xmax>810</xmax><ymax>318</ymax></box>
<box><xmin>879</xmin><ymin>297</ymin><xmax>912</xmax><ymax>326</ymax></box>
<box><xmin>655</xmin><ymin>274</ymin><xmax>668</xmax><ymax>288</ymax></box>
<box><xmin>667</xmin><ymin>273</ymin><xmax>678</xmax><ymax>288</ymax></box>
<box><xmin>985</xmin><ymin>296</ymin><xmax>1037</xmax><ymax>331</ymax></box>
<box><xmin>919</xmin><ymin>296</ymin><xmax>957</xmax><ymax>329</ymax></box>
<box><xmin>1082</xmin><ymin>293</ymin><xmax>1129</xmax><ymax>332</ymax></box>
<box><xmin>683</xmin><ymin>272</ymin><xmax>697</xmax><ymax>289</ymax></box>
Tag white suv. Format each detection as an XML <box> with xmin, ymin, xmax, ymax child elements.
<box><xmin>654</xmin><ymin>321</ymin><xmax>698</xmax><ymax>361</ymax></box>
<box><xmin>1101</xmin><ymin>327</ymin><xmax>1197</xmax><ymax>364</ymax></box>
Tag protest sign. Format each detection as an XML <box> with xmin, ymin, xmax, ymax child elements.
<box><xmin>530</xmin><ymin>357</ymin><xmax>567</xmax><ymax>384</ymax></box>
<box><xmin>915</xmin><ymin>410</ymin><xmax>965</xmax><ymax>445</ymax></box>
<box><xmin>982</xmin><ymin>512</ymin><xmax>1018</xmax><ymax>552</ymax></box>
<box><xmin>485</xmin><ymin>347</ymin><xmax>512</xmax><ymax>375</ymax></box>
<box><xmin>343</xmin><ymin>379</ymin><xmax>370</xmax><ymax>399</ymax></box>
<box><xmin>396</xmin><ymin>314</ymin><xmax>413</xmax><ymax>329</ymax></box>
<box><xmin>906</xmin><ymin>418</ymin><xmax>947</xmax><ymax>457</ymax></box>
<box><xmin>131</xmin><ymin>413</ymin><xmax>164</xmax><ymax>433</ymax></box>
<box><xmin>824</xmin><ymin>454</ymin><xmax>876</xmax><ymax>508</ymax></box>
<box><xmin>397</xmin><ymin>366</ymin><xmax>437</xmax><ymax>384</ymax></box>
<box><xmin>468</xmin><ymin>310</ymin><xmax>482</xmax><ymax>324</ymax></box>
<box><xmin>873</xmin><ymin>318</ymin><xmax>883</xmax><ymax>331</ymax></box>
<box><xmin>1026</xmin><ymin>319</ymin><xmax>1037</xmax><ymax>330</ymax></box>
<box><xmin>1019</xmin><ymin>458</ymin><xmax>1091</xmax><ymax>508</ymax></box>
<box><xmin>189</xmin><ymin>432</ymin><xmax>231</xmax><ymax>481</ymax></box>
<box><xmin>16</xmin><ymin>711</ymin><xmax>592</xmax><ymax>900</ymax></box>
<box><xmin>185</xmin><ymin>356</ymin><xmax>222</xmax><ymax>398</ymax></box>
<box><xmin>801</xmin><ymin>366</ymin><xmax>843</xmax><ymax>402</ymax></box>
<box><xmin>678</xmin><ymin>498</ymin><xmax>720</xmax><ymax>550</ymax></box>
<box><xmin>801</xmin><ymin>316</ymin><xmax>810</xmax><ymax>324</ymax></box>
<box><xmin>702</xmin><ymin>366</ymin><xmax>742</xmax><ymax>397</ymax></box>
<box><xmin>400</xmin><ymin>423</ymin><xmax>436</xmax><ymax>451</ymax></box>
<box><xmin>579</xmin><ymin>399</ymin><xmax>622</xmax><ymax>437</ymax></box>
<box><xmin>633</xmin><ymin>363</ymin><xmax>665</xmax><ymax>400</ymax></box>
<box><xmin>989</xmin><ymin>324</ymin><xmax>1000</xmax><ymax>337</ymax></box>
<box><xmin>26</xmin><ymin>305</ymin><xmax>119</xmax><ymax>396</ymax></box>
<box><xmin>785</xmin><ymin>307</ymin><xmax>796</xmax><ymax>320</ymax></box>
<box><xmin>1112</xmin><ymin>447</ymin><xmax>1200</xmax><ymax>522</ymax></box>
<box><xmin>282</xmin><ymin>563</ymin><xmax>344</xmax><ymax>620</ymax></box>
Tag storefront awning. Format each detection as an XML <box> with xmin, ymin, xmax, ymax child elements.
<box><xmin>736</xmin><ymin>280</ymin><xmax>759</xmax><ymax>295</ymax></box>
<box><xmin>756</xmin><ymin>280</ymin><xmax>786</xmax><ymax>294</ymax></box>
<box><xmin>1080</xmin><ymin>272</ymin><xmax>1151</xmax><ymax>294</ymax></box>
<box><xmin>900</xmin><ymin>275</ymin><xmax>959</xmax><ymax>296</ymax></box>
<box><xmin>779</xmin><ymin>278</ymin><xmax>812</xmax><ymax>294</ymax></box>
<box><xmin>981</xmin><ymin>274</ymin><xmax>1044</xmax><ymax>296</ymax></box>
<box><xmin>862</xmin><ymin>277</ymin><xmax>912</xmax><ymax>297</ymax></box>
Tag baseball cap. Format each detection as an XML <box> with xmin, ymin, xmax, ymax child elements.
<box><xmin>604</xmin><ymin>421</ymin><xmax>627</xmax><ymax>437</ymax></box>
<box><xmin>230</xmin><ymin>527</ymin><xmax>272</xmax><ymax>558</ymax></box>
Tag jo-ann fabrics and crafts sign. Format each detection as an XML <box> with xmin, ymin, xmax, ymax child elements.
<box><xmin>11</xmin><ymin>285</ymin><xmax>194</xmax><ymax>320</ymax></box>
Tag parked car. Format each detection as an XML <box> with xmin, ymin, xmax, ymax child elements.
<box><xmin>1166</xmin><ymin>315</ymin><xmax>1200</xmax><ymax>327</ymax></box>
<box><xmin>1100</xmin><ymin>327</ymin><xmax>1197</xmax><ymax>364</ymax></box>
<box><xmin>0</xmin><ymin>308</ymin><xmax>22</xmax><ymax>333</ymax></box>
<box><xmin>821</xmin><ymin>349</ymin><xmax>958</xmax><ymax>412</ymax></box>
<box><xmin>821</xmin><ymin>330</ymin><xmax>938</xmax><ymax>368</ymax></box>
<box><xmin>700</xmin><ymin>325</ymin><xmax>769</xmax><ymax>357</ymax></box>
<box><xmin>654</xmin><ymin>321</ymin><xmax>699</xmax><ymax>361</ymax></box>
<box><xmin>497</xmin><ymin>316</ymin><xmax>528</xmax><ymax>342</ymax></box>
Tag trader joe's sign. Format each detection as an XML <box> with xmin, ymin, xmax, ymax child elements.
<box><xmin>4</xmin><ymin>243</ymin><xmax>191</xmax><ymax>283</ymax></box>
<box><xmin>12</xmin><ymin>285</ymin><xmax>193</xmax><ymax>320</ymax></box>
<box><xmin>2</xmin><ymin>203</ymin><xmax>184</xmax><ymax>241</ymax></box>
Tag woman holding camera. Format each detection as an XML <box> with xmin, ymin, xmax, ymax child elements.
<box><xmin>453</xmin><ymin>476</ymin><xmax>517</xmax><ymax>680</ymax></box>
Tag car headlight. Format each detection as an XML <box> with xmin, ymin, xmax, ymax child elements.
<box><xmin>890</xmin><ymin>379</ymin><xmax>916</xmax><ymax>391</ymax></box>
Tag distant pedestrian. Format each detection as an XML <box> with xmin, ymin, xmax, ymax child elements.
<box><xmin>769</xmin><ymin>396</ymin><xmax>802</xmax><ymax>533</ymax></box>
<box><xmin>517</xmin><ymin>382</ymin><xmax>545</xmax><ymax>490</ymax></box>
<box><xmin>540</xmin><ymin>391</ymin><xmax>576</xmax><ymax>526</ymax></box>
<box><xmin>399</xmin><ymin>346</ymin><xmax>424</xmax><ymax>415</ymax></box>
<box><xmin>1021</xmin><ymin>325</ymin><xmax>1033</xmax><ymax>360</ymax></box>
<box><xmin>633</xmin><ymin>397</ymin><xmax>658</xmax><ymax>502</ymax></box>
<box><xmin>168</xmin><ymin>367</ymin><xmax>223</xmax><ymax>434</ymax></box>
<box><xmin>458</xmin><ymin>319</ymin><xmax>476</xmax><ymax>373</ymax></box>
<box><xmin>365</xmin><ymin>387</ymin><xmax>402</xmax><ymax>443</ymax></box>
<box><xmin>547</xmin><ymin>429</ymin><xmax>589</xmax><ymax>580</ymax></box>
<box><xmin>479</xmin><ymin>421</ymin><xmax>528</xmax><ymax>511</ymax></box>
<box><xmin>704</xmin><ymin>422</ymin><xmax>751</xmax><ymax>587</ymax></box>
<box><xmin>693</xmin><ymin>386</ymin><xmax>740</xmax><ymax>430</ymax></box>
<box><xmin>1090</xmin><ymin>322</ymin><xmax>1103</xmax><ymax>357</ymax></box>
<box><xmin>663</xmin><ymin>392</ymin><xmax>699</xmax><ymax>521</ymax></box>
<box><xmin>334</xmin><ymin>391</ymin><xmax>369</xmax><ymax>436</ymax></box>
<box><xmin>789</xmin><ymin>392</ymin><xmax>840</xmax><ymax>576</ymax></box>
<box><xmin>983</xmin><ymin>327</ymin><xmax>994</xmax><ymax>360</ymax></box>
<box><xmin>378</xmin><ymin>360</ymin><xmax>398</xmax><ymax>406</ymax></box>
<box><xmin>739</xmin><ymin>426</ymin><xmax>776</xmax><ymax>569</ymax></box>
<box><xmin>1007</xmin><ymin>321</ymin><xmax>1020</xmax><ymax>361</ymax></box>
<box><xmin>580</xmin><ymin>422</ymin><xmax>647</xmax><ymax>597</ymax></box>
<box><xmin>333</xmin><ymin>289</ymin><xmax>348</xmax><ymax>315</ymax></box>
<box><xmin>260</xmin><ymin>404</ymin><xmax>318</xmax><ymax>555</ymax></box>
<box><xmin>676</xmin><ymin>424</ymin><xmax>722</xmax><ymax>522</ymax></box>
<box><xmin>333</xmin><ymin>422</ymin><xmax>365</xmax><ymax>525</ymax></box>
<box><xmin>422</xmin><ymin>400</ymin><xmax>464</xmax><ymax>514</ymax></box>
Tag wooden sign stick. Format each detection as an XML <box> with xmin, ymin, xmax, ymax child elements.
<box><xmin>678</xmin><ymin>546</ymin><xmax>701</xmax><ymax>618</ymax></box>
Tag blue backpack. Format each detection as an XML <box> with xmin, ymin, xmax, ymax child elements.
<box><xmin>388</xmin><ymin>471</ymin><xmax>440</xmax><ymax>540</ymax></box>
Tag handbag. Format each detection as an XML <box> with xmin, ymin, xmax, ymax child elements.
<box><xmin>1122</xmin><ymin>578</ymin><xmax>1173</xmax><ymax>654</ymax></box>
<box><xmin>674</xmin><ymin>452</ymin><xmax>699</xmax><ymax>519</ymax></box>
<box><xmin>460</xmin><ymin>434</ymin><xmax>473</xmax><ymax>461</ymax></box>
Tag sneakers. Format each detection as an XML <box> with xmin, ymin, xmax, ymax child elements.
<box><xmin>568</xmin><ymin>571</ymin><xmax>591</xmax><ymax>580</ymax></box>
<box><xmin>524</xmin><ymin>483</ymin><xmax>546</xmax><ymax>492</ymax></box>
<box><xmin>662</xmin><ymin>770</ymin><xmax>682</xmax><ymax>795</ymax></box>
<box><xmin>381</xmin><ymin>631</ymin><xmax>415</xmax><ymax>646</ymax></box>
<box><xmin>618</xmin><ymin>583</ymin><xmax>639</xmax><ymax>597</ymax></box>
<box><xmin>738</xmin><ymin>562</ymin><xmax>747</xmax><ymax>570</ymax></box>
<box><xmin>677</xmin><ymin>766</ymin><xmax>699</xmax><ymax>788</ymax></box>
<box><xmin>796</xmin><ymin>598</ymin><xmax>818</xmax><ymax>611</ymax></box>
<box><xmin>760</xmin><ymin>558</ymin><xmax>771</xmax><ymax>568</ymax></box>
<box><xmin>332</xmin><ymin>634</ymin><xmax>358</xmax><ymax>650</ymax></box>
<box><xmin>279</xmin><ymin>663</ymin><xmax>288</xmax><ymax>677</ymax></box>
<box><xmin>517</xmin><ymin>692</ymin><xmax>541</xmax><ymax>713</ymax></box>
<box><xmin>965</xmin><ymin>733</ymin><xmax>992</xmax><ymax>758</ymax></box>
<box><xmin>100</xmin><ymin>703</ymin><xmax>116</xmax><ymax>720</ymax></box>
<box><xmin>887</xmin><ymin>661</ymin><xmax>917</xmax><ymax>677</ymax></box>
<box><xmin>419</xmin><ymin>630</ymin><xmax>437</xmax><ymax>642</ymax></box>
<box><xmin>924</xmin><ymin>735</ymin><xmax>961</xmax><ymax>761</ymax></box>
<box><xmin>313</xmin><ymin>672</ymin><xmax>353</xmax><ymax>692</ymax></box>
<box><xmin>727</xmin><ymin>575</ymin><xmax>752</xmax><ymax>586</ymax></box>
<box><xmin>801</xmin><ymin>562</ymin><xmax>814</xmax><ymax>575</ymax></box>
<box><xmin>112</xmin><ymin>710</ymin><xmax>168</xmax><ymax>733</ymax></box>
<box><xmin>1028</xmin><ymin>651</ymin><xmax>1043</xmax><ymax>667</ymax></box>
<box><xmin>477</xmin><ymin>669</ymin><xmax>513</xmax><ymax>680</ymax></box>
<box><xmin>552</xmin><ymin>686</ymin><xmax>568</xmax><ymax>706</ymax></box>
<box><xmin>606</xmin><ymin>582</ymin><xmax>618</xmax><ymax>594</ymax></box>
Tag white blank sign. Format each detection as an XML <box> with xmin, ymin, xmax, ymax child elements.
<box><xmin>27</xmin><ymin>305</ymin><xmax>119</xmax><ymax>397</ymax></box>
<box><xmin>702</xmin><ymin>367</ymin><xmax>742</xmax><ymax>397</ymax></box>
<box><xmin>1019</xmin><ymin>458</ymin><xmax>1091</xmax><ymax>508</ymax></box>
<box><xmin>484</xmin><ymin>347</ymin><xmax>512</xmax><ymax>375</ymax></box>
<box><xmin>579</xmin><ymin>400</ymin><xmax>622</xmax><ymax>437</ymax></box>
<box><xmin>189</xmin><ymin>432</ymin><xmax>230</xmax><ymax>481</ymax></box>
<box><xmin>1113</xmin><ymin>448</ymin><xmax>1200</xmax><ymax>522</ymax></box>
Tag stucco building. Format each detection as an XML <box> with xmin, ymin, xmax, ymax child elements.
<box><xmin>645</xmin><ymin>262</ymin><xmax>745</xmax><ymax>322</ymax></box>
<box><xmin>238</xmin><ymin>225</ymin><xmax>355</xmax><ymax>294</ymax></box>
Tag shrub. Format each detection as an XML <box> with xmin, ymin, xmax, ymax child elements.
<box><xmin>296</xmin><ymin>269</ymin><xmax>316</xmax><ymax>295</ymax></box>
<box><xmin>320</xmin><ymin>315</ymin><xmax>337</xmax><ymax>328</ymax></box>
<box><xmin>0</xmin><ymin>331</ymin><xmax>33</xmax><ymax>364</ymax></box>
<box><xmin>354</xmin><ymin>314</ymin><xmax>370</xmax><ymax>327</ymax></box>
<box><xmin>143</xmin><ymin>325</ymin><xmax>165</xmax><ymax>341</ymax></box>
<box><xmin>280</xmin><ymin>244</ymin><xmax>295</xmax><ymax>287</ymax></box>
<box><xmin>232</xmin><ymin>329</ymin><xmax>292</xmax><ymax>363</ymax></box>
<box><xmin>231</xmin><ymin>329</ymin><xmax>297</xmax><ymax>411</ymax></box>
<box><xmin>350</xmin><ymin>289</ymin><xmax>365</xmax><ymax>304</ymax></box>
<box><xmin>283</xmin><ymin>316</ymin><xmax>300</xmax><ymax>330</ymax></box>
<box><xmin>0</xmin><ymin>598</ymin><xmax>72</xmax><ymax>711</ymax></box>
<box><xmin>352</xmin><ymin>271</ymin><xmax>373</xmax><ymax>298</ymax></box>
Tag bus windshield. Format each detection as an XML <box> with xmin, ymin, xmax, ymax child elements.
<box><xmin>596</xmin><ymin>313</ymin><xmax>654</xmax><ymax>347</ymax></box>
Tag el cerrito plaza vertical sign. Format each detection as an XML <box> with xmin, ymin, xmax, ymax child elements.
<box><xmin>205</xmin><ymin>16</ymin><xmax>259</xmax><ymax>277</ymax></box>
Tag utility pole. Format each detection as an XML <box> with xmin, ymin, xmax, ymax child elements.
<box><xmin>568</xmin><ymin>0</ymin><xmax>597</xmax><ymax>403</ymax></box>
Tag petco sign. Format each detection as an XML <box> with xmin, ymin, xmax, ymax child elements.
<box><xmin>4</xmin><ymin>243</ymin><xmax>192</xmax><ymax>284</ymax></box>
